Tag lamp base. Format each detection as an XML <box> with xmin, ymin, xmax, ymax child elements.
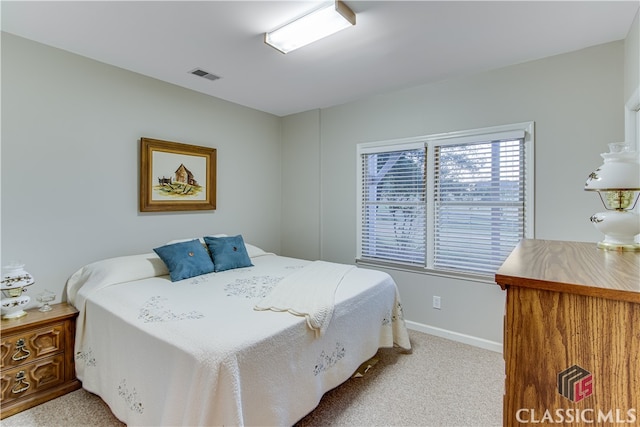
<box><xmin>1</xmin><ymin>309</ymin><xmax>28</xmax><ymax>320</ymax></box>
<box><xmin>1</xmin><ymin>294</ymin><xmax>31</xmax><ymax>319</ymax></box>
<box><xmin>596</xmin><ymin>241</ymin><xmax>640</xmax><ymax>252</ymax></box>
<box><xmin>590</xmin><ymin>210</ymin><xmax>640</xmax><ymax>252</ymax></box>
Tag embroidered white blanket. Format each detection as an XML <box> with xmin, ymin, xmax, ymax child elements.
<box><xmin>254</xmin><ymin>260</ymin><xmax>354</xmax><ymax>336</ymax></box>
<box><xmin>67</xmin><ymin>252</ymin><xmax>411</xmax><ymax>426</ymax></box>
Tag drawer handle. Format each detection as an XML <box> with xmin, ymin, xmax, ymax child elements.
<box><xmin>11</xmin><ymin>338</ymin><xmax>31</xmax><ymax>361</ymax></box>
<box><xmin>11</xmin><ymin>371</ymin><xmax>30</xmax><ymax>394</ymax></box>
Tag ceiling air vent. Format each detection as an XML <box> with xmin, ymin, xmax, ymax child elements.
<box><xmin>189</xmin><ymin>68</ymin><xmax>221</xmax><ymax>82</ymax></box>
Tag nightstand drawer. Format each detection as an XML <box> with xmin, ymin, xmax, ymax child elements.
<box><xmin>0</xmin><ymin>354</ymin><xmax>65</xmax><ymax>403</ymax></box>
<box><xmin>1</xmin><ymin>323</ymin><xmax>65</xmax><ymax>369</ymax></box>
<box><xmin>0</xmin><ymin>303</ymin><xmax>80</xmax><ymax>419</ymax></box>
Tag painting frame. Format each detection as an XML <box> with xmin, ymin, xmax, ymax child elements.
<box><xmin>139</xmin><ymin>137</ymin><xmax>217</xmax><ymax>212</ymax></box>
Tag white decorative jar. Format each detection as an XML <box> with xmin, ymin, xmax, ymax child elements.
<box><xmin>1</xmin><ymin>263</ymin><xmax>35</xmax><ymax>319</ymax></box>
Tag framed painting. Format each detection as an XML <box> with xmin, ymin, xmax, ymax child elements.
<box><xmin>139</xmin><ymin>137</ymin><xmax>216</xmax><ymax>212</ymax></box>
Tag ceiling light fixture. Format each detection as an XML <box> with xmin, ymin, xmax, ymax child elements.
<box><xmin>264</xmin><ymin>0</ymin><xmax>356</xmax><ymax>54</ymax></box>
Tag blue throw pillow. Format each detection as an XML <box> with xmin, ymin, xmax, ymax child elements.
<box><xmin>203</xmin><ymin>235</ymin><xmax>253</xmax><ymax>272</ymax></box>
<box><xmin>153</xmin><ymin>239</ymin><xmax>215</xmax><ymax>281</ymax></box>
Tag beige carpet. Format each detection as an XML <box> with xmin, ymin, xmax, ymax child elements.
<box><xmin>2</xmin><ymin>330</ymin><xmax>503</xmax><ymax>426</ymax></box>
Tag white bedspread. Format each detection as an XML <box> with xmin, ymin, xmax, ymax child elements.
<box><xmin>254</xmin><ymin>260</ymin><xmax>354</xmax><ymax>337</ymax></box>
<box><xmin>68</xmin><ymin>252</ymin><xmax>411</xmax><ymax>426</ymax></box>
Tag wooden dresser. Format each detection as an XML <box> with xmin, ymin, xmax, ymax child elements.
<box><xmin>0</xmin><ymin>303</ymin><xmax>81</xmax><ymax>419</ymax></box>
<box><xmin>495</xmin><ymin>239</ymin><xmax>639</xmax><ymax>426</ymax></box>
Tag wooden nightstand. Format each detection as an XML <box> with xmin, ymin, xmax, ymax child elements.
<box><xmin>0</xmin><ymin>303</ymin><xmax>81</xmax><ymax>419</ymax></box>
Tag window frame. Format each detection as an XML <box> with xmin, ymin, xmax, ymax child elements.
<box><xmin>625</xmin><ymin>86</ymin><xmax>639</xmax><ymax>151</ymax></box>
<box><xmin>356</xmin><ymin>122</ymin><xmax>535</xmax><ymax>282</ymax></box>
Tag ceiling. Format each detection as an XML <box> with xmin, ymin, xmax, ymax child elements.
<box><xmin>2</xmin><ymin>1</ymin><xmax>638</xmax><ymax>117</ymax></box>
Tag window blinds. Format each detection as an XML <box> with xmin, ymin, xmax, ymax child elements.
<box><xmin>360</xmin><ymin>147</ymin><xmax>426</xmax><ymax>265</ymax></box>
<box><xmin>357</xmin><ymin>123</ymin><xmax>532</xmax><ymax>278</ymax></box>
<box><xmin>433</xmin><ymin>138</ymin><xmax>525</xmax><ymax>275</ymax></box>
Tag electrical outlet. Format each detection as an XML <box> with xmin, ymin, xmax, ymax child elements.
<box><xmin>433</xmin><ymin>295</ymin><xmax>441</xmax><ymax>309</ymax></box>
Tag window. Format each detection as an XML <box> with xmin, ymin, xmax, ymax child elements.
<box><xmin>359</xmin><ymin>143</ymin><xmax>426</xmax><ymax>265</ymax></box>
<box><xmin>635</xmin><ymin>107</ymin><xmax>640</xmax><ymax>151</ymax></box>
<box><xmin>357</xmin><ymin>122</ymin><xmax>534</xmax><ymax>279</ymax></box>
<box><xmin>624</xmin><ymin>86</ymin><xmax>639</xmax><ymax>151</ymax></box>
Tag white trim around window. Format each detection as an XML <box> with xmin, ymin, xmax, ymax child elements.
<box><xmin>356</xmin><ymin>122</ymin><xmax>535</xmax><ymax>281</ymax></box>
<box><xmin>626</xmin><ymin>86</ymin><xmax>640</xmax><ymax>151</ymax></box>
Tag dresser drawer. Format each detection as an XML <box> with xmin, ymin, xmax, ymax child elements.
<box><xmin>0</xmin><ymin>354</ymin><xmax>66</xmax><ymax>403</ymax></box>
<box><xmin>1</xmin><ymin>323</ymin><xmax>65</xmax><ymax>369</ymax></box>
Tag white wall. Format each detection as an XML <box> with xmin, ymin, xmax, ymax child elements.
<box><xmin>281</xmin><ymin>41</ymin><xmax>625</xmax><ymax>348</ymax></box>
<box><xmin>1</xmin><ymin>33</ymin><xmax>283</xmax><ymax>305</ymax></box>
<box><xmin>281</xmin><ymin>110</ymin><xmax>321</xmax><ymax>260</ymax></box>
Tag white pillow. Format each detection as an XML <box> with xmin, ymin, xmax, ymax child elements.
<box><xmin>244</xmin><ymin>243</ymin><xmax>268</xmax><ymax>258</ymax></box>
<box><xmin>66</xmin><ymin>252</ymin><xmax>169</xmax><ymax>306</ymax></box>
<box><xmin>166</xmin><ymin>234</ymin><xmax>227</xmax><ymax>245</ymax></box>
<box><xmin>167</xmin><ymin>235</ymin><xmax>269</xmax><ymax>258</ymax></box>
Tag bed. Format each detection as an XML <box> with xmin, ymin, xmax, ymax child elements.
<box><xmin>66</xmin><ymin>236</ymin><xmax>411</xmax><ymax>426</ymax></box>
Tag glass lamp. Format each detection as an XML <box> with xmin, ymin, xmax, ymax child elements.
<box><xmin>1</xmin><ymin>262</ymin><xmax>35</xmax><ymax>319</ymax></box>
<box><xmin>584</xmin><ymin>142</ymin><xmax>640</xmax><ymax>251</ymax></box>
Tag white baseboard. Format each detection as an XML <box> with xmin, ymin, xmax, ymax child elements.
<box><xmin>405</xmin><ymin>320</ymin><xmax>503</xmax><ymax>354</ymax></box>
